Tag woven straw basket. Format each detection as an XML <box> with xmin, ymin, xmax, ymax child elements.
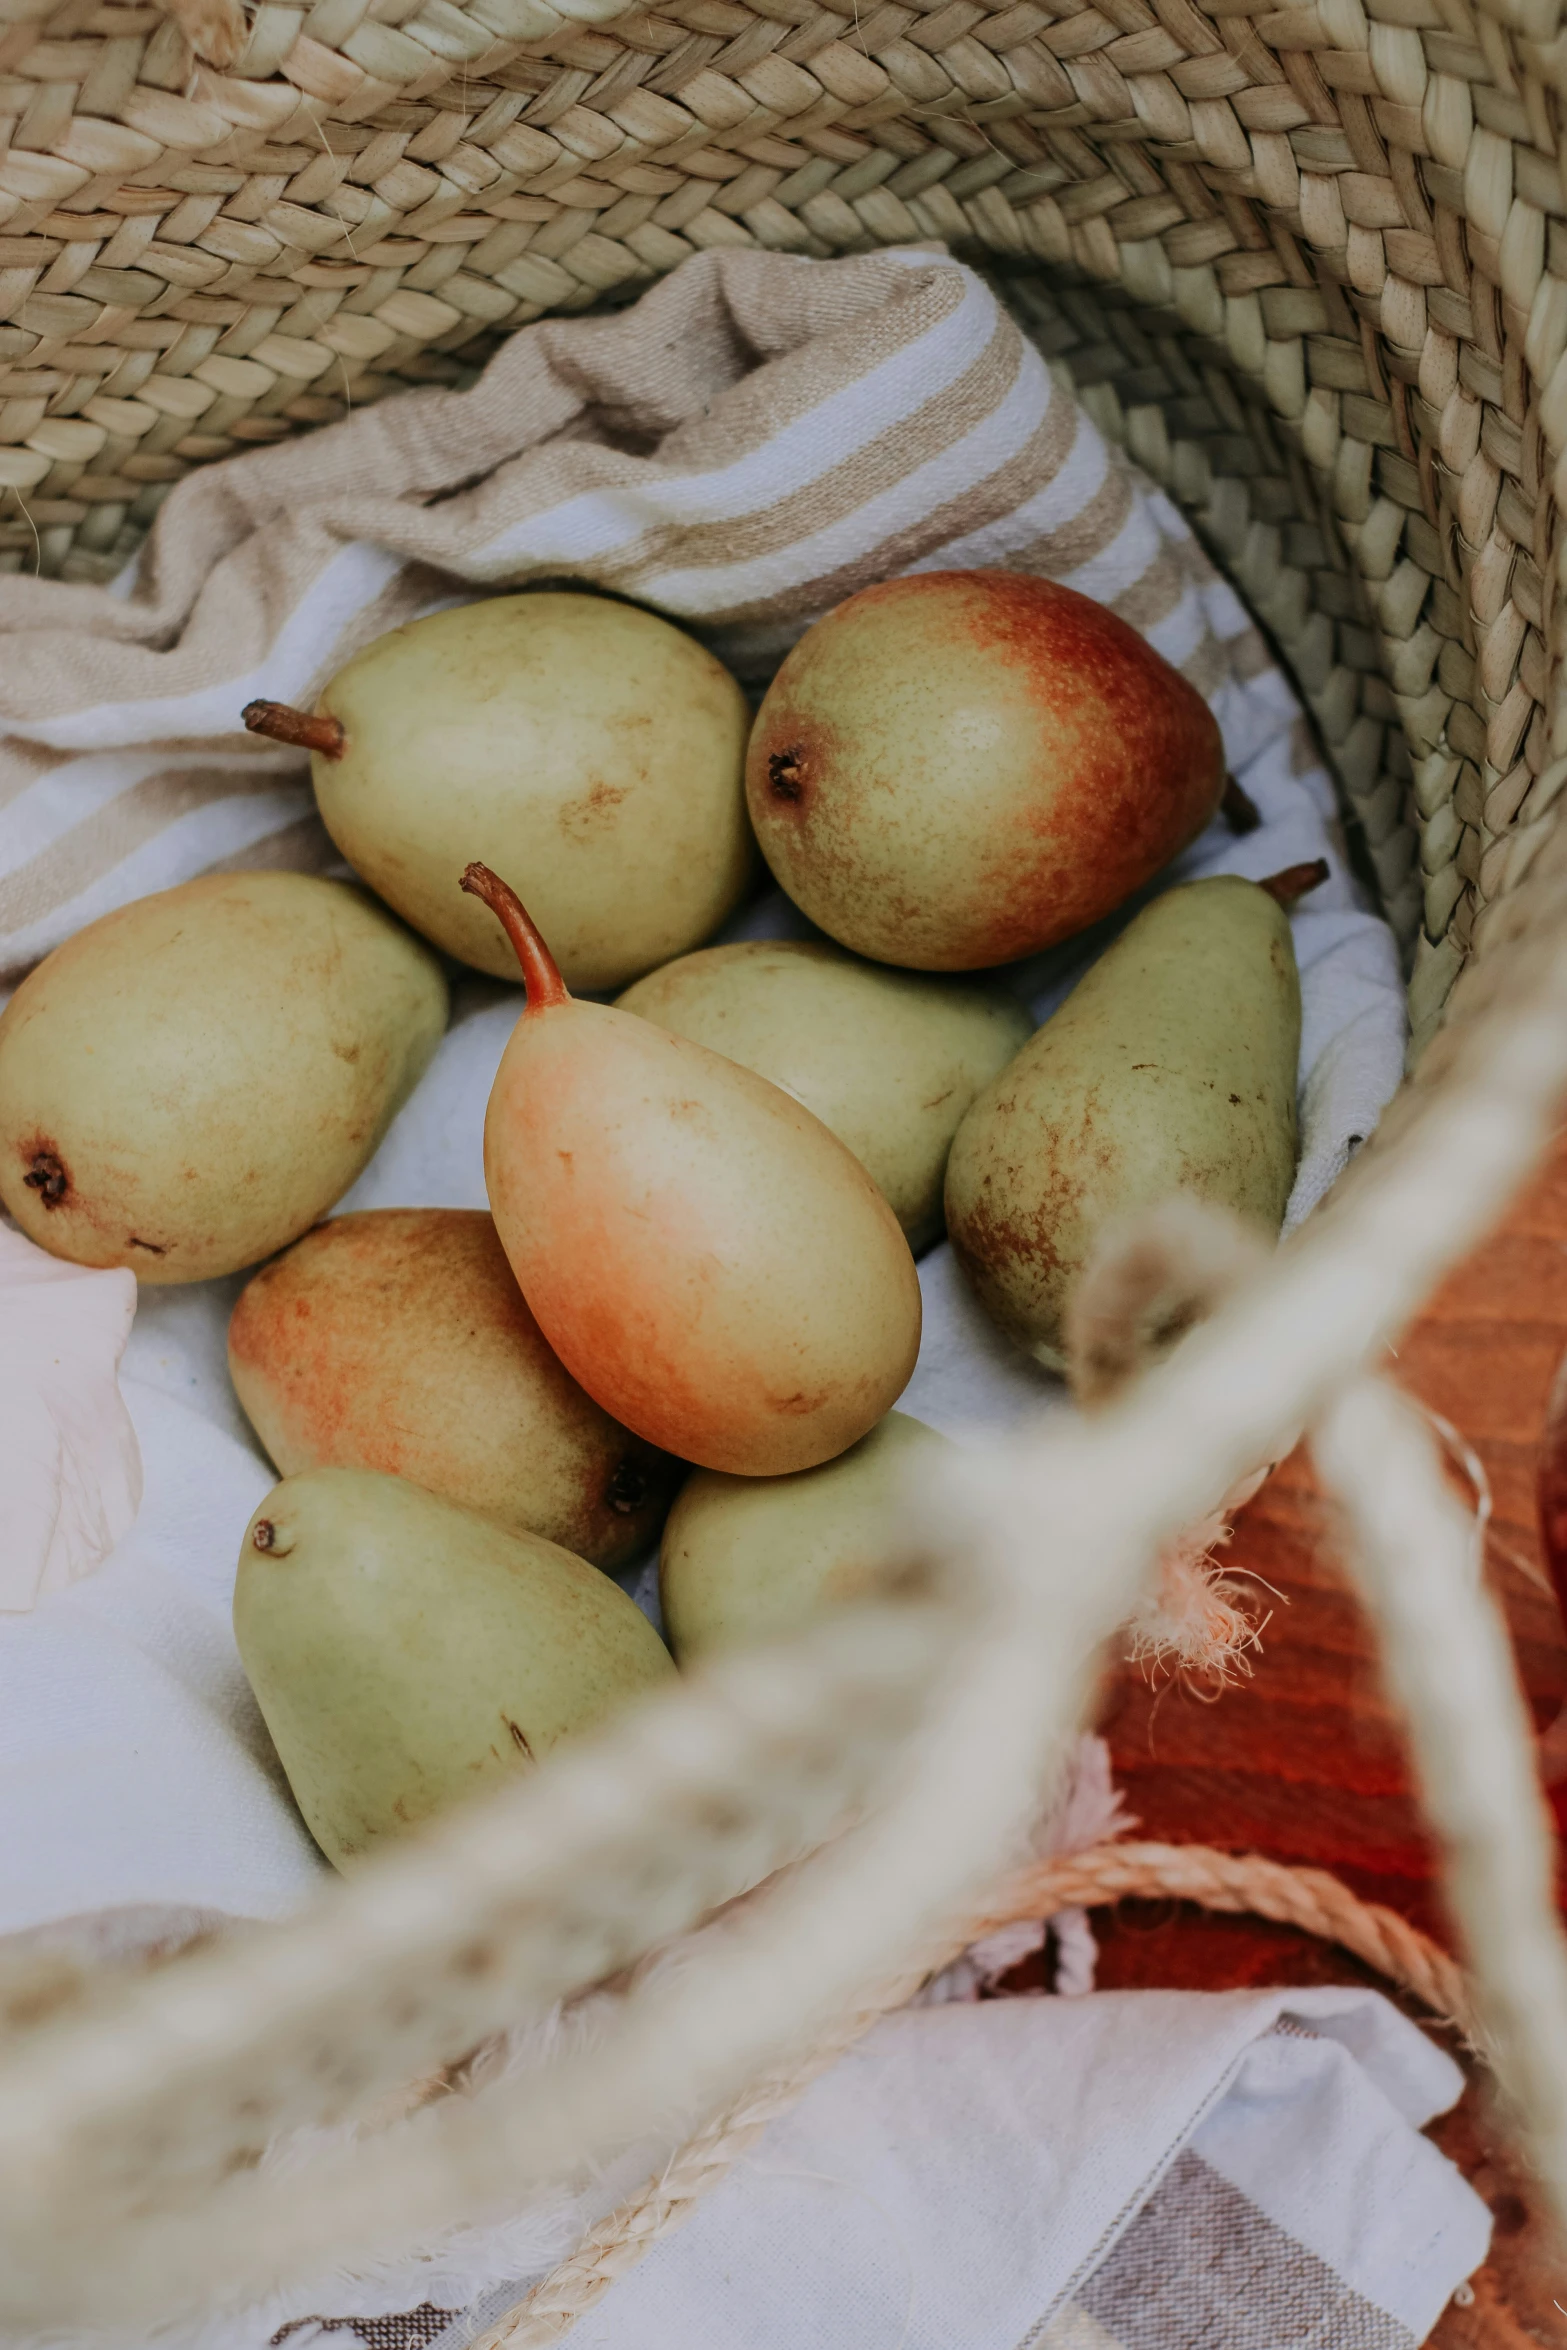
<box><xmin>8</xmin><ymin>0</ymin><xmax>1567</xmax><ymax>2330</ymax></box>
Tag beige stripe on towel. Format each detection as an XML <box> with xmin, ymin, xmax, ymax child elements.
<box><xmin>0</xmin><ymin>245</ymin><xmax>1254</xmax><ymax>987</ymax></box>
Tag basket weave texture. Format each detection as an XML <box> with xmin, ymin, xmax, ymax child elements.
<box><xmin>0</xmin><ymin>0</ymin><xmax>1556</xmax><ymax>1033</ymax></box>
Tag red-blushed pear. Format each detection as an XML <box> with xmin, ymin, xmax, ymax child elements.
<box><xmin>462</xmin><ymin>863</ymin><xmax>923</xmax><ymax>1478</ymax></box>
<box><xmin>746</xmin><ymin>570</ymin><xmax>1226</xmax><ymax>971</ymax></box>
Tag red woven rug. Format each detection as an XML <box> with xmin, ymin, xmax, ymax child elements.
<box><xmin>1065</xmin><ymin>1128</ymin><xmax>1567</xmax><ymax>2343</ymax></box>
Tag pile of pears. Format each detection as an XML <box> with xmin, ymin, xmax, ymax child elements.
<box><xmin>0</xmin><ymin>571</ymin><xmax>1321</xmax><ymax>1871</ymax></box>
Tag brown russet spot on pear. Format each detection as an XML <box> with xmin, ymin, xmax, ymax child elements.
<box><xmin>617</xmin><ymin>939</ymin><xmax>1031</xmax><ymax>1249</ymax></box>
<box><xmin>244</xmin><ymin>592</ymin><xmax>755</xmax><ymax>992</ymax></box>
<box><xmin>234</xmin><ymin>1469</ymin><xmax>674</xmax><ymax>1870</ymax></box>
<box><xmin>746</xmin><ymin>571</ymin><xmax>1225</xmax><ymax>971</ymax></box>
<box><xmin>660</xmin><ymin>1410</ymin><xmax>949</xmax><ymax>1664</ymax></box>
<box><xmin>462</xmin><ymin>863</ymin><xmax>922</xmax><ymax>1478</ymax></box>
<box><xmin>228</xmin><ymin>1209</ymin><xmax>678</xmax><ymax>1573</ymax></box>
<box><xmin>944</xmin><ymin>870</ymin><xmax>1314</xmax><ymax>1370</ymax></box>
<box><xmin>21</xmin><ymin>1147</ymin><xmax>69</xmax><ymax>1209</ymax></box>
<box><xmin>0</xmin><ymin>873</ymin><xmax>446</xmax><ymax>1283</ymax></box>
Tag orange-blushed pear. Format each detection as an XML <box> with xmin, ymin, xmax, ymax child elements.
<box><xmin>462</xmin><ymin>862</ymin><xmax>923</xmax><ymax>1478</ymax></box>
<box><xmin>228</xmin><ymin>1209</ymin><xmax>678</xmax><ymax>1573</ymax></box>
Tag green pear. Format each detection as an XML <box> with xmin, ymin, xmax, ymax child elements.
<box><xmin>617</xmin><ymin>941</ymin><xmax>1031</xmax><ymax>1249</ymax></box>
<box><xmin>0</xmin><ymin>875</ymin><xmax>446</xmax><ymax>1283</ymax></box>
<box><xmin>660</xmin><ymin>1411</ymin><xmax>948</xmax><ymax>1663</ymax></box>
<box><xmin>228</xmin><ymin>1210</ymin><xmax>679</xmax><ymax>1572</ymax></box>
<box><xmin>243</xmin><ymin>593</ymin><xmax>754</xmax><ymax>991</ymax></box>
<box><xmin>944</xmin><ymin>873</ymin><xmax>1305</xmax><ymax>1369</ymax></box>
<box><xmin>234</xmin><ymin>1468</ymin><xmax>675</xmax><ymax>1869</ymax></box>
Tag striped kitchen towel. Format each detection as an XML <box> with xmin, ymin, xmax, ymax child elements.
<box><xmin>0</xmin><ymin>241</ymin><xmax>1270</xmax><ymax>986</ymax></box>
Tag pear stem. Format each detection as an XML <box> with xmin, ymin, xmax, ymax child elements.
<box><xmin>1259</xmin><ymin>858</ymin><xmax>1330</xmax><ymax>907</ymax></box>
<box><xmin>460</xmin><ymin>863</ymin><xmax>571</xmax><ymax>1009</ymax></box>
<box><xmin>243</xmin><ymin>700</ymin><xmax>346</xmax><ymax>759</ymax></box>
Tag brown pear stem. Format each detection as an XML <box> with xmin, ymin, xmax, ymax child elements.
<box><xmin>1259</xmin><ymin>857</ymin><xmax>1330</xmax><ymax>907</ymax></box>
<box><xmin>1221</xmin><ymin>774</ymin><xmax>1261</xmax><ymax>834</ymax></box>
<box><xmin>460</xmin><ymin>863</ymin><xmax>570</xmax><ymax>1009</ymax></box>
<box><xmin>243</xmin><ymin>700</ymin><xmax>346</xmax><ymax>759</ymax></box>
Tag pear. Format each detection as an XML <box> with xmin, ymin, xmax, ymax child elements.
<box><xmin>464</xmin><ymin>864</ymin><xmax>922</xmax><ymax>1478</ymax></box>
<box><xmin>747</xmin><ymin>570</ymin><xmax>1224</xmax><ymax>970</ymax></box>
<box><xmin>0</xmin><ymin>875</ymin><xmax>446</xmax><ymax>1284</ymax></box>
<box><xmin>243</xmin><ymin>593</ymin><xmax>754</xmax><ymax>991</ymax></box>
<box><xmin>234</xmin><ymin>1468</ymin><xmax>675</xmax><ymax>1869</ymax></box>
<box><xmin>228</xmin><ymin>1209</ymin><xmax>678</xmax><ymax>1571</ymax></box>
<box><xmin>617</xmin><ymin>940</ymin><xmax>1031</xmax><ymax>1250</ymax></box>
<box><xmin>660</xmin><ymin>1410</ymin><xmax>948</xmax><ymax>1662</ymax></box>
<box><xmin>944</xmin><ymin>869</ymin><xmax>1318</xmax><ymax>1369</ymax></box>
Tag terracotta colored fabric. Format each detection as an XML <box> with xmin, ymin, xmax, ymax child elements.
<box><xmin>1084</xmin><ymin>1124</ymin><xmax>1567</xmax><ymax>2344</ymax></box>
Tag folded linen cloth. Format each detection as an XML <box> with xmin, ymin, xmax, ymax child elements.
<box><xmin>0</xmin><ymin>1225</ymin><xmax>140</xmax><ymax>1612</ymax></box>
<box><xmin>277</xmin><ymin>1990</ymin><xmax>1488</xmax><ymax>2350</ymax></box>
